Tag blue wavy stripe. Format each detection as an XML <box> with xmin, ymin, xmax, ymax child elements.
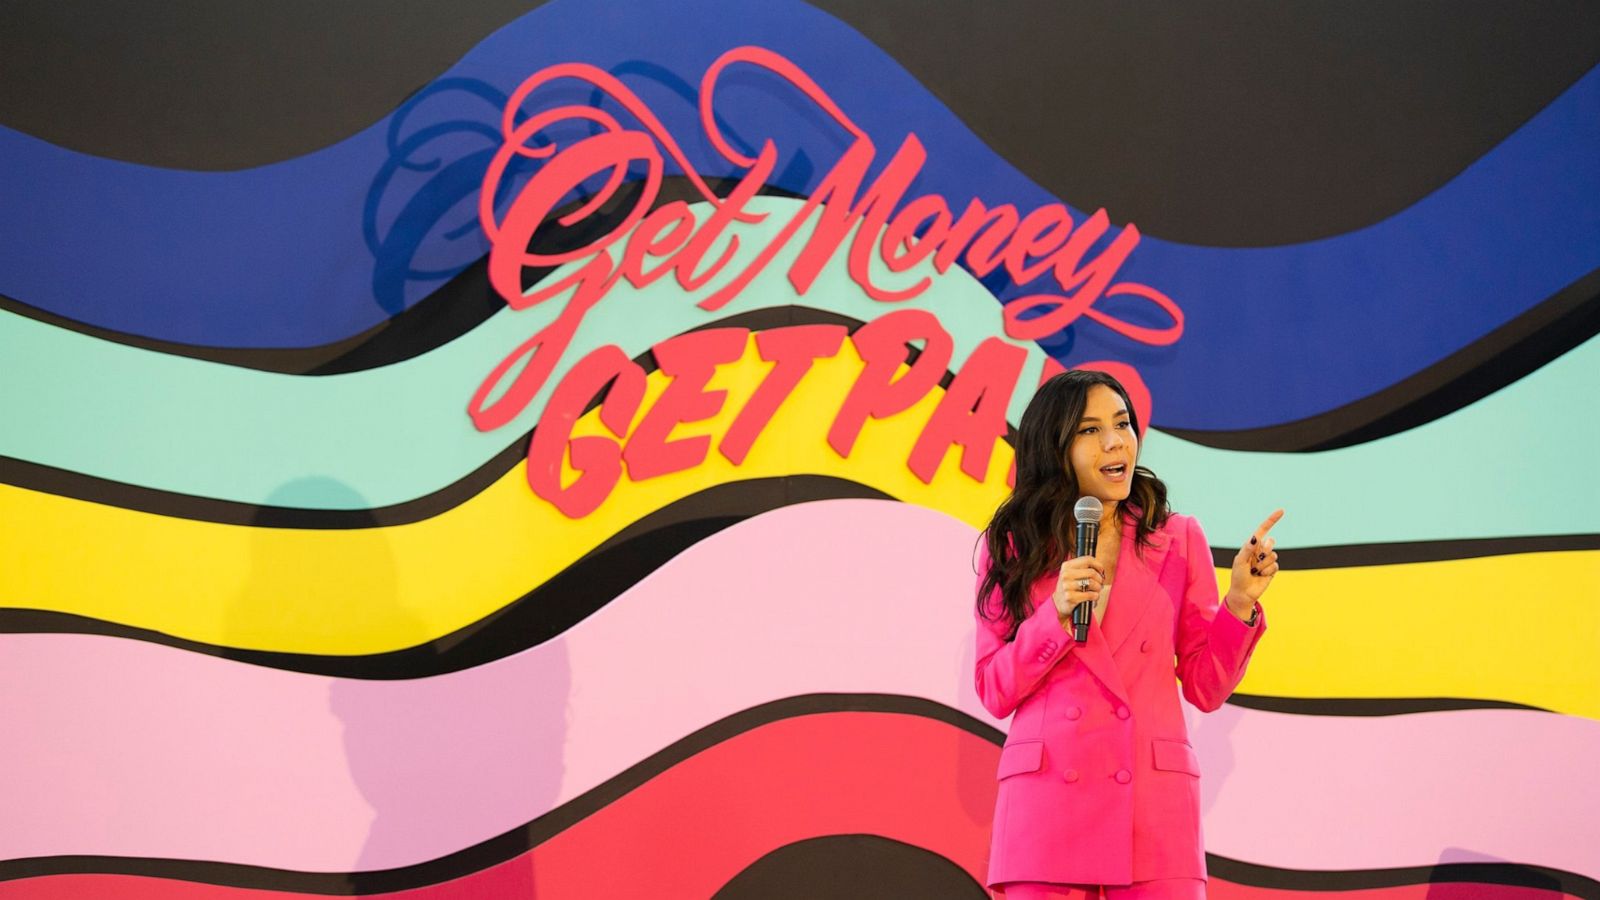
<box><xmin>0</xmin><ymin>0</ymin><xmax>1595</xmax><ymax>430</ymax></box>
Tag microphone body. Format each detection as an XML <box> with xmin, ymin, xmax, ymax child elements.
<box><xmin>1071</xmin><ymin>497</ymin><xmax>1103</xmax><ymax>642</ymax></box>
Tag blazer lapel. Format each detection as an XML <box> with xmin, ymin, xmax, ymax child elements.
<box><xmin>1100</xmin><ymin>514</ymin><xmax>1170</xmax><ymax>658</ymax></box>
<box><xmin>1029</xmin><ymin>578</ymin><xmax>1128</xmax><ymax>706</ymax></box>
<box><xmin>1026</xmin><ymin>513</ymin><xmax>1171</xmax><ymax>707</ymax></box>
<box><xmin>1074</xmin><ymin>615</ymin><xmax>1130</xmax><ymax>707</ymax></box>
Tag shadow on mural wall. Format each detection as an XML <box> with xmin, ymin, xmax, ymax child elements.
<box><xmin>223</xmin><ymin>477</ymin><xmax>572</xmax><ymax>892</ymax></box>
<box><xmin>1425</xmin><ymin>847</ymin><xmax>1565</xmax><ymax>898</ymax></box>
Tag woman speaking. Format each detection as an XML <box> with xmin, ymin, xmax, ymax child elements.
<box><xmin>974</xmin><ymin>370</ymin><xmax>1282</xmax><ymax>900</ymax></box>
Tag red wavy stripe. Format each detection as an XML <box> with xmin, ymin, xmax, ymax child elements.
<box><xmin>0</xmin><ymin>712</ymin><xmax>1577</xmax><ymax>900</ymax></box>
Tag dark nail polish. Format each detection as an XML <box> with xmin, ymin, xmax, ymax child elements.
<box><xmin>1257</xmin><ymin>552</ymin><xmax>1265</xmax><ymax>561</ymax></box>
<box><xmin>1250</xmin><ymin>537</ymin><xmax>1257</xmax><ymax>545</ymax></box>
<box><xmin>1250</xmin><ymin>567</ymin><xmax>1258</xmax><ymax>575</ymax></box>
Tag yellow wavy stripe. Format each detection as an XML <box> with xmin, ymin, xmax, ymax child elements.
<box><xmin>1233</xmin><ymin>550</ymin><xmax>1600</xmax><ymax>719</ymax></box>
<box><xmin>3</xmin><ymin>333</ymin><xmax>1011</xmax><ymax>654</ymax></box>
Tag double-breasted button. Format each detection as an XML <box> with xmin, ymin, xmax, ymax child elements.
<box><xmin>1115</xmin><ymin>706</ymin><xmax>1130</xmax><ymax>720</ymax></box>
<box><xmin>1063</xmin><ymin>769</ymin><xmax>1080</xmax><ymax>783</ymax></box>
<box><xmin>1064</xmin><ymin>706</ymin><xmax>1082</xmax><ymax>720</ymax></box>
<box><xmin>1140</xmin><ymin>639</ymin><xmax>1151</xmax><ymax>653</ymax></box>
<box><xmin>1115</xmin><ymin>769</ymin><xmax>1132</xmax><ymax>784</ymax></box>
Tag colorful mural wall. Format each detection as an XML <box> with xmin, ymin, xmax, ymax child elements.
<box><xmin>2</xmin><ymin>1</ymin><xmax>1597</xmax><ymax>897</ymax></box>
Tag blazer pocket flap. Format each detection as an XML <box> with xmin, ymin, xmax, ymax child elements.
<box><xmin>1152</xmin><ymin>738</ymin><xmax>1200</xmax><ymax>776</ymax></box>
<box><xmin>997</xmin><ymin>740</ymin><xmax>1045</xmax><ymax>780</ymax></box>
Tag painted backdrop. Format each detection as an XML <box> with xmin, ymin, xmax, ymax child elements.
<box><xmin>2</xmin><ymin>1</ymin><xmax>1598</xmax><ymax>897</ymax></box>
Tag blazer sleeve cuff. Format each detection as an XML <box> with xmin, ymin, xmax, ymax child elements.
<box><xmin>1209</xmin><ymin>600</ymin><xmax>1268</xmax><ymax>676</ymax></box>
<box><xmin>1015</xmin><ymin>595</ymin><xmax>1073</xmax><ymax>668</ymax></box>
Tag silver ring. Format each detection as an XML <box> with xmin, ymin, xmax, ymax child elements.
<box><xmin>1077</xmin><ymin>579</ymin><xmax>1090</xmax><ymax>592</ymax></box>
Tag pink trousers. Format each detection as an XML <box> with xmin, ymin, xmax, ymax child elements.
<box><xmin>993</xmin><ymin>878</ymin><xmax>1206</xmax><ymax>900</ymax></box>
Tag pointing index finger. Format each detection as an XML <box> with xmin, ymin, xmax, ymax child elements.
<box><xmin>1252</xmin><ymin>509</ymin><xmax>1285</xmax><ymax>544</ymax></box>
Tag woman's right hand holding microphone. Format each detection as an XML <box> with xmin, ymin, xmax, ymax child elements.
<box><xmin>1053</xmin><ymin>555</ymin><xmax>1105</xmax><ymax>627</ymax></box>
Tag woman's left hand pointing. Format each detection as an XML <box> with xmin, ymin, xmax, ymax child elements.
<box><xmin>1226</xmin><ymin>508</ymin><xmax>1283</xmax><ymax>614</ymax></box>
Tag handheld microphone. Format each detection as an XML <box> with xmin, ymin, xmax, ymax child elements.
<box><xmin>1071</xmin><ymin>496</ymin><xmax>1103</xmax><ymax>642</ymax></box>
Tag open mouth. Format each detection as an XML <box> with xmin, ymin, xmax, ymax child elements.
<box><xmin>1099</xmin><ymin>463</ymin><xmax>1128</xmax><ymax>480</ymax></box>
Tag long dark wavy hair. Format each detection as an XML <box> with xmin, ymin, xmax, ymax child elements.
<box><xmin>977</xmin><ymin>370</ymin><xmax>1171</xmax><ymax>639</ymax></box>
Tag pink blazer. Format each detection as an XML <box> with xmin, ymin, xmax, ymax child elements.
<box><xmin>974</xmin><ymin>512</ymin><xmax>1266</xmax><ymax>887</ymax></box>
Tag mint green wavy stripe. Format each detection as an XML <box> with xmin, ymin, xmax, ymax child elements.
<box><xmin>1144</xmin><ymin>332</ymin><xmax>1600</xmax><ymax>547</ymax></box>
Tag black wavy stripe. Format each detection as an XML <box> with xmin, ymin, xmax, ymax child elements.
<box><xmin>1170</xmin><ymin>267</ymin><xmax>1600</xmax><ymax>452</ymax></box>
<box><xmin>0</xmin><ymin>264</ymin><xmax>501</xmax><ymax>374</ymax></box>
<box><xmin>1207</xmin><ymin>854</ymin><xmax>1599</xmax><ymax>899</ymax></box>
<box><xmin>4</xmin><ymin>694</ymin><xmax>1594</xmax><ymax>900</ymax></box>
<box><xmin>4</xmin><ymin>3</ymin><xmax>1598</xmax><ymax>246</ymax></box>
<box><xmin>0</xmin><ymin>0</ymin><xmax>550</xmax><ymax>171</ymax></box>
<box><xmin>712</xmin><ymin>835</ymin><xmax>988</xmax><ymax>899</ymax></box>
<box><xmin>1208</xmin><ymin>534</ymin><xmax>1600</xmax><ymax>571</ymax></box>
<box><xmin>1227</xmin><ymin>694</ymin><xmax>1548</xmax><ymax>717</ymax></box>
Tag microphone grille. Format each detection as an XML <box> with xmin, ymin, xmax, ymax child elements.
<box><xmin>1073</xmin><ymin>496</ymin><xmax>1104</xmax><ymax>524</ymax></box>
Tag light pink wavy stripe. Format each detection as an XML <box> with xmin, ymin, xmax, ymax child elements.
<box><xmin>1184</xmin><ymin>701</ymin><xmax>1600</xmax><ymax>875</ymax></box>
<box><xmin>2</xmin><ymin>499</ymin><xmax>1597</xmax><ymax>880</ymax></box>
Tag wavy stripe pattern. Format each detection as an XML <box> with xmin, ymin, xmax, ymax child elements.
<box><xmin>4</xmin><ymin>501</ymin><xmax>1596</xmax><ymax>879</ymax></box>
<box><xmin>4</xmin><ymin>1</ymin><xmax>1595</xmax><ymax>894</ymax></box>
<box><xmin>7</xmin><ymin>335</ymin><xmax>1598</xmax><ymax>718</ymax></box>
<box><xmin>7</xmin><ymin>330</ymin><xmax>1597</xmax><ymax>712</ymax></box>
